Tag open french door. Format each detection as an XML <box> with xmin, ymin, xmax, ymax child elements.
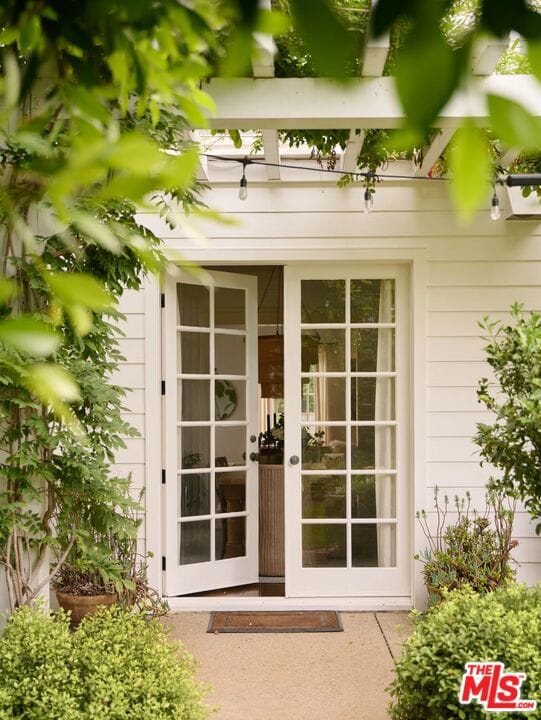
<box><xmin>163</xmin><ymin>269</ymin><xmax>259</xmax><ymax>596</ymax></box>
<box><xmin>284</xmin><ymin>265</ymin><xmax>411</xmax><ymax>598</ymax></box>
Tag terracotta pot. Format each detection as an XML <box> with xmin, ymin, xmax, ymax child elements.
<box><xmin>55</xmin><ymin>590</ymin><xmax>118</xmax><ymax>628</ymax></box>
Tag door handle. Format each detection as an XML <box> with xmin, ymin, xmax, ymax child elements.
<box><xmin>289</xmin><ymin>455</ymin><xmax>300</xmax><ymax>465</ymax></box>
<box><xmin>249</xmin><ymin>452</ymin><xmax>260</xmax><ymax>462</ymax></box>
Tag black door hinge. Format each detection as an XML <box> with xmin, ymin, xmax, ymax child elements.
<box><xmin>162</xmin><ymin>556</ymin><xmax>166</xmax><ymax>571</ymax></box>
<box><xmin>161</xmin><ymin>380</ymin><xmax>166</xmax><ymax>395</ymax></box>
<box><xmin>160</xmin><ymin>292</ymin><xmax>165</xmax><ymax>308</ymax></box>
<box><xmin>161</xmin><ymin>469</ymin><xmax>166</xmax><ymax>485</ymax></box>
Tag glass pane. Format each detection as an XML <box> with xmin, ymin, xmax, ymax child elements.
<box><xmin>215</xmin><ymin>334</ymin><xmax>245</xmax><ymax>375</ymax></box>
<box><xmin>301</xmin><ymin>329</ymin><xmax>345</xmax><ymax>372</ymax></box>
<box><xmin>351</xmin><ymin>279</ymin><xmax>395</xmax><ymax>324</ymax></box>
<box><xmin>302</xmin><ymin>476</ymin><xmax>346</xmax><ymax>519</ymax></box>
<box><xmin>302</xmin><ymin>425</ymin><xmax>346</xmax><ymax>470</ymax></box>
<box><xmin>179</xmin><ymin>380</ymin><xmax>210</xmax><ymax>421</ymax></box>
<box><xmin>351</xmin><ymin>329</ymin><xmax>395</xmax><ymax>373</ymax></box>
<box><xmin>351</xmin><ymin>426</ymin><xmax>396</xmax><ymax>470</ymax></box>
<box><xmin>215</xmin><ymin>380</ymin><xmax>245</xmax><ymax>421</ymax></box>
<box><xmin>215</xmin><ymin>425</ymin><xmax>246</xmax><ymax>467</ymax></box>
<box><xmin>215</xmin><ymin>287</ymin><xmax>245</xmax><ymax>330</ymax></box>
<box><xmin>351</xmin><ymin>377</ymin><xmax>395</xmax><ymax>422</ymax></box>
<box><xmin>301</xmin><ymin>280</ymin><xmax>345</xmax><ymax>323</ymax></box>
<box><xmin>178</xmin><ymin>332</ymin><xmax>209</xmax><ymax>374</ymax></box>
<box><xmin>177</xmin><ymin>284</ymin><xmax>209</xmax><ymax>327</ymax></box>
<box><xmin>302</xmin><ymin>377</ymin><xmax>345</xmax><ymax>422</ymax></box>
<box><xmin>215</xmin><ymin>471</ymin><xmax>246</xmax><ymax>513</ymax></box>
<box><xmin>352</xmin><ymin>523</ymin><xmax>396</xmax><ymax>567</ymax></box>
<box><xmin>179</xmin><ymin>474</ymin><xmax>210</xmax><ymax>517</ymax></box>
<box><xmin>180</xmin><ymin>427</ymin><xmax>210</xmax><ymax>469</ymax></box>
<box><xmin>179</xmin><ymin>520</ymin><xmax>210</xmax><ymax>565</ymax></box>
<box><xmin>302</xmin><ymin>524</ymin><xmax>346</xmax><ymax>567</ymax></box>
<box><xmin>216</xmin><ymin>517</ymin><xmax>246</xmax><ymax>560</ymax></box>
<box><xmin>351</xmin><ymin>475</ymin><xmax>396</xmax><ymax>519</ymax></box>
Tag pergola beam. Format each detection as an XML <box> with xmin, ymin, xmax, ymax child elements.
<box><xmin>362</xmin><ymin>36</ymin><xmax>390</xmax><ymax>77</ymax></box>
<box><xmin>471</xmin><ymin>36</ymin><xmax>510</xmax><ymax>75</ymax></box>
<box><xmin>252</xmin><ymin>0</ymin><xmax>275</xmax><ymax>78</ymax></box>
<box><xmin>413</xmin><ymin>129</ymin><xmax>455</xmax><ymax>177</ymax></box>
<box><xmin>261</xmin><ymin>129</ymin><xmax>281</xmax><ymax>180</ymax></box>
<box><xmin>340</xmin><ymin>130</ymin><xmax>366</xmax><ymax>173</ymax></box>
<box><xmin>203</xmin><ymin>75</ymin><xmax>541</xmax><ymax>130</ymax></box>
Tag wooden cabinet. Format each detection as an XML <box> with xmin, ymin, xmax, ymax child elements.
<box><xmin>258</xmin><ymin>465</ymin><xmax>285</xmax><ymax>577</ymax></box>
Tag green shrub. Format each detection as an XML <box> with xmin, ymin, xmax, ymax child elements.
<box><xmin>389</xmin><ymin>584</ymin><xmax>541</xmax><ymax>720</ymax></box>
<box><xmin>0</xmin><ymin>605</ymin><xmax>81</xmax><ymax>720</ymax></box>
<box><xmin>0</xmin><ymin>605</ymin><xmax>211</xmax><ymax>720</ymax></box>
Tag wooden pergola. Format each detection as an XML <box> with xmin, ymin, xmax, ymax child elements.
<box><xmin>191</xmin><ymin>1</ymin><xmax>541</xmax><ymax>186</ymax></box>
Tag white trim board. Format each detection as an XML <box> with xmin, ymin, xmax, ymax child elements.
<box><xmin>166</xmin><ymin>595</ymin><xmax>413</xmax><ymax>612</ymax></box>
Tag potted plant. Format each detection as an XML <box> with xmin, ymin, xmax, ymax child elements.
<box><xmin>54</xmin><ymin>563</ymin><xmax>120</xmax><ymax>627</ymax></box>
<box><xmin>53</xmin><ymin>485</ymin><xmax>142</xmax><ymax>627</ymax></box>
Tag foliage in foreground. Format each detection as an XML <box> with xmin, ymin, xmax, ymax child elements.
<box><xmin>0</xmin><ymin>605</ymin><xmax>211</xmax><ymax>720</ymax></box>
<box><xmin>416</xmin><ymin>489</ymin><xmax>516</xmax><ymax>605</ymax></box>
<box><xmin>389</xmin><ymin>584</ymin><xmax>541</xmax><ymax>720</ymax></box>
<box><xmin>476</xmin><ymin>304</ymin><xmax>541</xmax><ymax>530</ymax></box>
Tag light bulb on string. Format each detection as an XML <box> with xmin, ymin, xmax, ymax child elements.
<box><xmin>364</xmin><ymin>187</ymin><xmax>373</xmax><ymax>213</ymax></box>
<box><xmin>490</xmin><ymin>187</ymin><xmax>501</xmax><ymax>221</ymax></box>
<box><xmin>238</xmin><ymin>158</ymin><xmax>248</xmax><ymax>200</ymax></box>
<box><xmin>239</xmin><ymin>175</ymin><xmax>248</xmax><ymax>200</ymax></box>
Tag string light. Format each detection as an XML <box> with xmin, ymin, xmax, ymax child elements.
<box><xmin>238</xmin><ymin>157</ymin><xmax>249</xmax><ymax>200</ymax></box>
<box><xmin>364</xmin><ymin>187</ymin><xmax>373</xmax><ymax>213</ymax></box>
<box><xmin>490</xmin><ymin>186</ymin><xmax>501</xmax><ymax>221</ymax></box>
<box><xmin>199</xmin><ymin>154</ymin><xmax>541</xmax><ymax>215</ymax></box>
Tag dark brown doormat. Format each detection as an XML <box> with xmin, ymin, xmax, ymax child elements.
<box><xmin>208</xmin><ymin>610</ymin><xmax>343</xmax><ymax>633</ymax></box>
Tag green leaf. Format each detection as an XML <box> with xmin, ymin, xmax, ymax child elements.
<box><xmin>0</xmin><ymin>278</ymin><xmax>16</xmax><ymax>304</ymax></box>
<box><xmin>256</xmin><ymin>9</ymin><xmax>289</xmax><ymax>35</ymax></box>
<box><xmin>19</xmin><ymin>15</ymin><xmax>42</xmax><ymax>53</ymax></box>
<box><xmin>370</xmin><ymin>0</ymin><xmax>416</xmax><ymax>38</ymax></box>
<box><xmin>46</xmin><ymin>272</ymin><xmax>115</xmax><ymax>310</ymax></box>
<box><xmin>3</xmin><ymin>50</ymin><xmax>20</xmax><ymax>109</ymax></box>
<box><xmin>25</xmin><ymin>364</ymin><xmax>81</xmax><ymax>403</ymax></box>
<box><xmin>160</xmin><ymin>148</ymin><xmax>199</xmax><ymax>189</ymax></box>
<box><xmin>0</xmin><ymin>317</ymin><xmax>61</xmax><ymax>356</ymax></box>
<box><xmin>488</xmin><ymin>94</ymin><xmax>541</xmax><ymax>153</ymax></box>
<box><xmin>64</xmin><ymin>86</ymin><xmax>110</xmax><ymax>125</ymax></box>
<box><xmin>70</xmin><ymin>212</ymin><xmax>122</xmax><ymax>254</ymax></box>
<box><xmin>449</xmin><ymin>120</ymin><xmax>490</xmax><ymax>221</ymax></box>
<box><xmin>66</xmin><ymin>305</ymin><xmax>93</xmax><ymax>336</ymax></box>
<box><xmin>107</xmin><ymin>133</ymin><xmax>165</xmax><ymax>174</ymax></box>
<box><xmin>290</xmin><ymin>0</ymin><xmax>356</xmax><ymax>78</ymax></box>
<box><xmin>396</xmin><ymin>17</ymin><xmax>466</xmax><ymax>132</ymax></box>
<box><xmin>228</xmin><ymin>130</ymin><xmax>243</xmax><ymax>149</ymax></box>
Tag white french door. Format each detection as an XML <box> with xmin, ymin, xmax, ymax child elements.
<box><xmin>163</xmin><ymin>269</ymin><xmax>259</xmax><ymax>596</ymax></box>
<box><xmin>284</xmin><ymin>265</ymin><xmax>410</xmax><ymax>597</ymax></box>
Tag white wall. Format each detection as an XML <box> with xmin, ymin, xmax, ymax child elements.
<box><xmin>133</xmin><ymin>179</ymin><xmax>541</xmax><ymax>599</ymax></box>
<box><xmin>111</xmin><ymin>285</ymin><xmax>148</xmax><ymax>564</ymax></box>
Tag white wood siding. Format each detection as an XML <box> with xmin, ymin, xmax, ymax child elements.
<box><xmin>426</xmin><ymin>255</ymin><xmax>541</xmax><ymax>586</ymax></box>
<box><xmin>132</xmin><ymin>181</ymin><xmax>541</xmax><ymax>601</ymax></box>
<box><xmin>114</xmin><ymin>287</ymin><xmax>147</xmax><ymax>559</ymax></box>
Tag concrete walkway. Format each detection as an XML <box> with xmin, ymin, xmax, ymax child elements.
<box><xmin>164</xmin><ymin>612</ymin><xmax>412</xmax><ymax>720</ymax></box>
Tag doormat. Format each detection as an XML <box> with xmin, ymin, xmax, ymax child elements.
<box><xmin>207</xmin><ymin>611</ymin><xmax>343</xmax><ymax>633</ymax></box>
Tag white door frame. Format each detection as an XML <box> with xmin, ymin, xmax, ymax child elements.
<box><xmin>143</xmin><ymin>250</ymin><xmax>427</xmax><ymax>611</ymax></box>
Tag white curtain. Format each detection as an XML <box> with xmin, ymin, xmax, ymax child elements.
<box><xmin>375</xmin><ymin>280</ymin><xmax>395</xmax><ymax>567</ymax></box>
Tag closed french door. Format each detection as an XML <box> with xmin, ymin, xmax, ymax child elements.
<box><xmin>163</xmin><ymin>269</ymin><xmax>259</xmax><ymax>596</ymax></box>
<box><xmin>284</xmin><ymin>265</ymin><xmax>410</xmax><ymax>597</ymax></box>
